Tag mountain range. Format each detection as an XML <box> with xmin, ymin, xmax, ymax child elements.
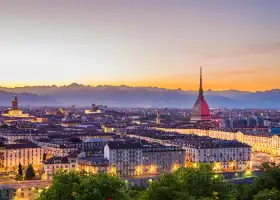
<box><xmin>0</xmin><ymin>83</ymin><xmax>279</xmax><ymax>108</ymax></box>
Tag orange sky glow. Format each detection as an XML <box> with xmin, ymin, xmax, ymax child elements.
<box><xmin>0</xmin><ymin>1</ymin><xmax>279</xmax><ymax>92</ymax></box>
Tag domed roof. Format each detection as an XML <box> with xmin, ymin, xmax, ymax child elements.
<box><xmin>191</xmin><ymin>96</ymin><xmax>210</xmax><ymax>121</ymax></box>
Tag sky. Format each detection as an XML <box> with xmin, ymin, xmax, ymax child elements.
<box><xmin>0</xmin><ymin>0</ymin><xmax>279</xmax><ymax>91</ymax></box>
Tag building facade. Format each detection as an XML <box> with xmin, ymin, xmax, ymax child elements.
<box><xmin>104</xmin><ymin>142</ymin><xmax>185</xmax><ymax>177</ymax></box>
<box><xmin>42</xmin><ymin>156</ymin><xmax>77</xmax><ymax>180</ymax></box>
<box><xmin>104</xmin><ymin>143</ymin><xmax>143</xmax><ymax>176</ymax></box>
<box><xmin>157</xmin><ymin>128</ymin><xmax>280</xmax><ymax>155</ymax></box>
<box><xmin>3</xmin><ymin>143</ymin><xmax>43</xmax><ymax>171</ymax></box>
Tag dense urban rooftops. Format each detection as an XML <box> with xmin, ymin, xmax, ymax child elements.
<box><xmin>126</xmin><ymin>129</ymin><xmax>251</xmax><ymax>149</ymax></box>
<box><xmin>172</xmin><ymin>135</ymin><xmax>251</xmax><ymax>149</ymax></box>
<box><xmin>107</xmin><ymin>142</ymin><xmax>143</xmax><ymax>150</ymax></box>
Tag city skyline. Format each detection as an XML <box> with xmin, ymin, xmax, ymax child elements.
<box><xmin>0</xmin><ymin>1</ymin><xmax>280</xmax><ymax>91</ymax></box>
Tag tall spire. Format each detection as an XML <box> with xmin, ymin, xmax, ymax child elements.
<box><xmin>199</xmin><ymin>67</ymin><xmax>203</xmax><ymax>95</ymax></box>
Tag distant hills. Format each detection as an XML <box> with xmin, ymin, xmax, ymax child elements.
<box><xmin>0</xmin><ymin>84</ymin><xmax>279</xmax><ymax>108</ymax></box>
<box><xmin>0</xmin><ymin>90</ymin><xmax>58</xmax><ymax>107</ymax></box>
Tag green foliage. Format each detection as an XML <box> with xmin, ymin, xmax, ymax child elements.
<box><xmin>38</xmin><ymin>162</ymin><xmax>280</xmax><ymax>200</ymax></box>
<box><xmin>18</xmin><ymin>163</ymin><xmax>23</xmax><ymax>176</ymax></box>
<box><xmin>16</xmin><ymin>163</ymin><xmax>24</xmax><ymax>180</ymax></box>
<box><xmin>25</xmin><ymin>164</ymin><xmax>35</xmax><ymax>180</ymax></box>
<box><xmin>43</xmin><ymin>153</ymin><xmax>47</xmax><ymax>161</ymax></box>
<box><xmin>39</xmin><ymin>171</ymin><xmax>131</xmax><ymax>200</ymax></box>
<box><xmin>126</xmin><ymin>185</ymin><xmax>146</xmax><ymax>199</ymax></box>
<box><xmin>254</xmin><ymin>188</ymin><xmax>280</xmax><ymax>200</ymax></box>
<box><xmin>235</xmin><ymin>184</ymin><xmax>254</xmax><ymax>200</ymax></box>
<box><xmin>251</xmin><ymin>164</ymin><xmax>280</xmax><ymax>200</ymax></box>
<box><xmin>1</xmin><ymin>124</ymin><xmax>8</xmax><ymax>128</ymax></box>
<box><xmin>39</xmin><ymin>165</ymin><xmax>225</xmax><ymax>200</ymax></box>
<box><xmin>137</xmin><ymin>164</ymin><xmax>225</xmax><ymax>200</ymax></box>
<box><xmin>253</xmin><ymin>165</ymin><xmax>280</xmax><ymax>192</ymax></box>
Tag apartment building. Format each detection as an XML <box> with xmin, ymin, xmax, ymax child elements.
<box><xmin>3</xmin><ymin>143</ymin><xmax>43</xmax><ymax>171</ymax></box>
<box><xmin>104</xmin><ymin>142</ymin><xmax>185</xmax><ymax>176</ymax></box>
<box><xmin>42</xmin><ymin>156</ymin><xmax>77</xmax><ymax>180</ymax></box>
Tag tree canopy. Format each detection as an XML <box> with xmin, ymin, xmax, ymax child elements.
<box><xmin>38</xmin><ymin>163</ymin><xmax>280</xmax><ymax>200</ymax></box>
<box><xmin>25</xmin><ymin>164</ymin><xmax>35</xmax><ymax>180</ymax></box>
<box><xmin>18</xmin><ymin>163</ymin><xmax>23</xmax><ymax>176</ymax></box>
<box><xmin>39</xmin><ymin>171</ymin><xmax>131</xmax><ymax>200</ymax></box>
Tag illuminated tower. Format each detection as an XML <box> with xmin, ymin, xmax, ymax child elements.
<box><xmin>156</xmin><ymin>110</ymin><xmax>161</xmax><ymax>125</ymax></box>
<box><xmin>191</xmin><ymin>67</ymin><xmax>211</xmax><ymax>121</ymax></box>
<box><xmin>12</xmin><ymin>96</ymin><xmax>19</xmax><ymax>110</ymax></box>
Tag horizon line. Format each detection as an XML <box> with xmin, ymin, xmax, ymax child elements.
<box><xmin>0</xmin><ymin>83</ymin><xmax>279</xmax><ymax>93</ymax></box>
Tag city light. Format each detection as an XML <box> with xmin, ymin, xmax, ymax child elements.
<box><xmin>245</xmin><ymin>170</ymin><xmax>252</xmax><ymax>177</ymax></box>
<box><xmin>172</xmin><ymin>164</ymin><xmax>180</xmax><ymax>172</ymax></box>
<box><xmin>135</xmin><ymin>166</ymin><xmax>143</xmax><ymax>176</ymax></box>
<box><xmin>213</xmin><ymin>162</ymin><xmax>221</xmax><ymax>171</ymax></box>
<box><xmin>149</xmin><ymin>165</ymin><xmax>157</xmax><ymax>174</ymax></box>
<box><xmin>109</xmin><ymin>167</ymin><xmax>117</xmax><ymax>175</ymax></box>
<box><xmin>193</xmin><ymin>163</ymin><xmax>198</xmax><ymax>169</ymax></box>
<box><xmin>148</xmin><ymin>179</ymin><xmax>153</xmax><ymax>184</ymax></box>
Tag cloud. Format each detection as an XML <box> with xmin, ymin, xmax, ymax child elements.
<box><xmin>243</xmin><ymin>42</ymin><xmax>280</xmax><ymax>55</ymax></box>
<box><xmin>203</xmin><ymin>42</ymin><xmax>280</xmax><ymax>59</ymax></box>
<box><xmin>214</xmin><ymin>66</ymin><xmax>277</xmax><ymax>76</ymax></box>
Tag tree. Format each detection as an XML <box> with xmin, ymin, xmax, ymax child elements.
<box><xmin>138</xmin><ymin>173</ymin><xmax>192</xmax><ymax>200</ymax></box>
<box><xmin>253</xmin><ymin>165</ymin><xmax>280</xmax><ymax>192</ymax></box>
<box><xmin>254</xmin><ymin>188</ymin><xmax>280</xmax><ymax>200</ymax></box>
<box><xmin>38</xmin><ymin>171</ymin><xmax>131</xmax><ymax>200</ymax></box>
<box><xmin>25</xmin><ymin>164</ymin><xmax>35</xmax><ymax>180</ymax></box>
<box><xmin>18</xmin><ymin>163</ymin><xmax>23</xmax><ymax>176</ymax></box>
<box><xmin>137</xmin><ymin>164</ymin><xmax>226</xmax><ymax>200</ymax></box>
<box><xmin>43</xmin><ymin>153</ymin><xmax>47</xmax><ymax>161</ymax></box>
<box><xmin>1</xmin><ymin>124</ymin><xmax>8</xmax><ymax>129</ymax></box>
<box><xmin>235</xmin><ymin>184</ymin><xmax>254</xmax><ymax>200</ymax></box>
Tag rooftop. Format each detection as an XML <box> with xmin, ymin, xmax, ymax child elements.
<box><xmin>107</xmin><ymin>142</ymin><xmax>143</xmax><ymax>150</ymax></box>
<box><xmin>5</xmin><ymin>143</ymin><xmax>40</xmax><ymax>149</ymax></box>
<box><xmin>78</xmin><ymin>156</ymin><xmax>109</xmax><ymax>166</ymax></box>
<box><xmin>43</xmin><ymin>156</ymin><xmax>69</xmax><ymax>164</ymax></box>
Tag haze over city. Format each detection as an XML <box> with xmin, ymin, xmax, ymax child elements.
<box><xmin>0</xmin><ymin>0</ymin><xmax>280</xmax><ymax>91</ymax></box>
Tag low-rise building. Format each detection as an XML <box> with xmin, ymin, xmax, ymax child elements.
<box><xmin>77</xmin><ymin>156</ymin><xmax>109</xmax><ymax>174</ymax></box>
<box><xmin>42</xmin><ymin>156</ymin><xmax>77</xmax><ymax>180</ymax></box>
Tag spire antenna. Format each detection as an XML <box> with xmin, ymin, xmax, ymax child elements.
<box><xmin>199</xmin><ymin>66</ymin><xmax>203</xmax><ymax>93</ymax></box>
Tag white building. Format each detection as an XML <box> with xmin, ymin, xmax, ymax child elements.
<box><xmin>173</xmin><ymin>135</ymin><xmax>252</xmax><ymax>171</ymax></box>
